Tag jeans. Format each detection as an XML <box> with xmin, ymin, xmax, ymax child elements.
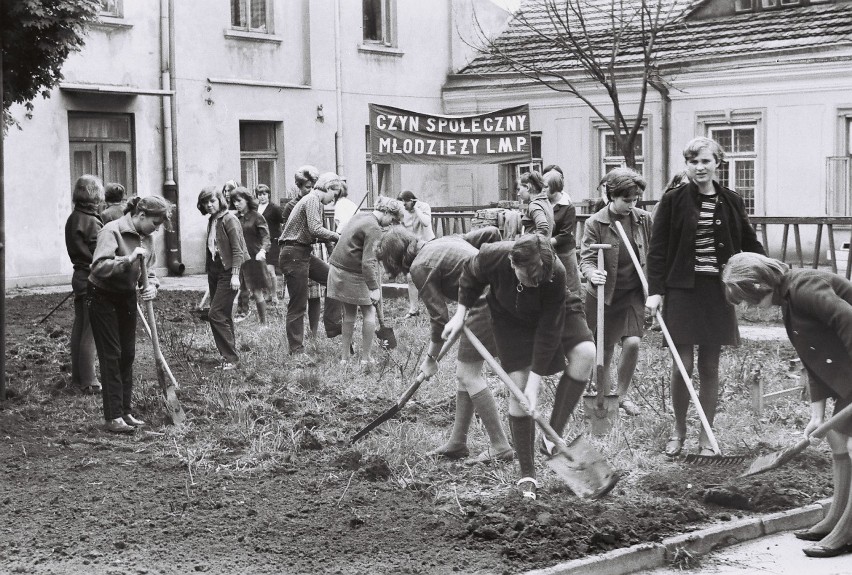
<box><xmin>87</xmin><ymin>283</ymin><xmax>137</xmax><ymax>421</ymax></box>
<box><xmin>207</xmin><ymin>254</ymin><xmax>240</xmax><ymax>364</ymax></box>
<box><xmin>279</xmin><ymin>244</ymin><xmax>342</xmax><ymax>353</ymax></box>
<box><xmin>71</xmin><ymin>290</ymin><xmax>98</xmax><ymax>388</ymax></box>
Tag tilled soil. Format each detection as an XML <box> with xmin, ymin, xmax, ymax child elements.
<box><xmin>0</xmin><ymin>291</ymin><xmax>833</xmax><ymax>574</ymax></box>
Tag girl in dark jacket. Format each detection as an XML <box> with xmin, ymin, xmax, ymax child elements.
<box><xmin>646</xmin><ymin>137</ymin><xmax>765</xmax><ymax>457</ymax></box>
<box><xmin>65</xmin><ymin>174</ymin><xmax>104</xmax><ymax>394</ymax></box>
<box><xmin>198</xmin><ymin>186</ymin><xmax>249</xmax><ymax>370</ymax></box>
<box><xmin>231</xmin><ymin>187</ymin><xmax>271</xmax><ymax>324</ymax></box>
<box><xmin>723</xmin><ymin>252</ymin><xmax>852</xmax><ymax>558</ymax></box>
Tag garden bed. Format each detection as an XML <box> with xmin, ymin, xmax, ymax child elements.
<box><xmin>0</xmin><ymin>290</ymin><xmax>832</xmax><ymax>574</ymax></box>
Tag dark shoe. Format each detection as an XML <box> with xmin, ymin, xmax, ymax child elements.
<box><xmin>104</xmin><ymin>417</ymin><xmax>135</xmax><ymax>434</ymax></box>
<box><xmin>794</xmin><ymin>529</ymin><xmax>830</xmax><ymax>542</ymax></box>
<box><xmin>464</xmin><ymin>447</ymin><xmax>514</xmax><ymax>466</ymax></box>
<box><xmin>428</xmin><ymin>444</ymin><xmax>470</xmax><ymax>460</ymax></box>
<box><xmin>664</xmin><ymin>436</ymin><xmax>684</xmax><ymax>457</ymax></box>
<box><xmin>802</xmin><ymin>543</ymin><xmax>852</xmax><ymax>558</ymax></box>
<box><xmin>123</xmin><ymin>413</ymin><xmax>146</xmax><ymax>427</ymax></box>
<box><xmin>80</xmin><ymin>382</ymin><xmax>102</xmax><ymax>395</ymax></box>
<box><xmin>233</xmin><ymin>309</ymin><xmax>251</xmax><ymax>323</ymax></box>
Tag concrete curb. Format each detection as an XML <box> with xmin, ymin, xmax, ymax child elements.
<box><xmin>521</xmin><ymin>498</ymin><xmax>832</xmax><ymax>575</ymax></box>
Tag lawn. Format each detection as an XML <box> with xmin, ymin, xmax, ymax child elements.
<box><xmin>0</xmin><ymin>289</ymin><xmax>832</xmax><ymax>574</ymax></box>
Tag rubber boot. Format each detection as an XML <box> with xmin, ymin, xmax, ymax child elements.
<box><xmin>549</xmin><ymin>373</ymin><xmax>586</xmax><ymax>437</ymax></box>
<box><xmin>509</xmin><ymin>415</ymin><xmax>536</xmax><ymax>480</ymax></box>
<box><xmin>430</xmin><ymin>391</ymin><xmax>473</xmax><ymax>459</ymax></box>
<box><xmin>466</xmin><ymin>388</ymin><xmax>512</xmax><ymax>463</ymax></box>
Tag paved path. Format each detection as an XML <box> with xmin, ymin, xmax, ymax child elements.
<box><xmin>643</xmin><ymin>531</ymin><xmax>850</xmax><ymax>575</ymax></box>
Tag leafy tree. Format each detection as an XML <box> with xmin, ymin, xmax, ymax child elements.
<box><xmin>1</xmin><ymin>0</ymin><xmax>101</xmax><ymax>131</ymax></box>
<box><xmin>468</xmin><ymin>0</ymin><xmax>683</xmax><ymax>169</ymax></box>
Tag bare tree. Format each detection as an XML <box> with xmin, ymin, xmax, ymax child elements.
<box><xmin>468</xmin><ymin>0</ymin><xmax>683</xmax><ymax>169</ymax></box>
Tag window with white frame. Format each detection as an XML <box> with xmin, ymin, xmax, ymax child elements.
<box><xmin>365</xmin><ymin>125</ymin><xmax>399</xmax><ymax>204</ymax></box>
<box><xmin>231</xmin><ymin>0</ymin><xmax>272</xmax><ymax>33</ymax></box>
<box><xmin>734</xmin><ymin>0</ymin><xmax>754</xmax><ymax>12</ymax></box>
<box><xmin>363</xmin><ymin>0</ymin><xmax>396</xmax><ymax>46</ymax></box>
<box><xmin>600</xmin><ymin>130</ymin><xmax>644</xmax><ymax>177</ymax></box>
<box><xmin>826</xmin><ymin>116</ymin><xmax>852</xmax><ymax>216</ymax></box>
<box><xmin>761</xmin><ymin>0</ymin><xmax>778</xmax><ymax>8</ymax></box>
<box><xmin>239</xmin><ymin>122</ymin><xmax>279</xmax><ymax>198</ymax></box>
<box><xmin>68</xmin><ymin>112</ymin><xmax>134</xmax><ymax>198</ymax></box>
<box><xmin>513</xmin><ymin>133</ymin><xmax>543</xmax><ymax>192</ymax></box>
<box><xmin>708</xmin><ymin>125</ymin><xmax>757</xmax><ymax>214</ymax></box>
<box><xmin>100</xmin><ymin>0</ymin><xmax>123</xmax><ymax>17</ymax></box>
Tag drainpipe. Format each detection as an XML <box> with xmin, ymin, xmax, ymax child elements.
<box><xmin>334</xmin><ymin>0</ymin><xmax>345</xmax><ymax>176</ymax></box>
<box><xmin>161</xmin><ymin>0</ymin><xmax>184</xmax><ymax>274</ymax></box>
<box><xmin>649</xmin><ymin>76</ymin><xmax>671</xmax><ymax>196</ymax></box>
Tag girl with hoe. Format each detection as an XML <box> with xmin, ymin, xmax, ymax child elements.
<box><xmin>580</xmin><ymin>167</ymin><xmax>653</xmax><ymax>416</ymax></box>
<box><xmin>88</xmin><ymin>196</ymin><xmax>170</xmax><ymax>433</ymax></box>
<box><xmin>198</xmin><ymin>186</ymin><xmax>249</xmax><ymax>371</ymax></box>
<box><xmin>327</xmin><ymin>196</ymin><xmax>403</xmax><ymax>367</ymax></box>
<box><xmin>375</xmin><ymin>226</ymin><xmax>513</xmax><ymax>465</ymax></box>
<box><xmin>443</xmin><ymin>235</ymin><xmax>594</xmax><ymax>499</ymax></box>
<box><xmin>723</xmin><ymin>252</ymin><xmax>852</xmax><ymax>558</ymax></box>
<box><xmin>645</xmin><ymin>136</ymin><xmax>764</xmax><ymax>457</ymax></box>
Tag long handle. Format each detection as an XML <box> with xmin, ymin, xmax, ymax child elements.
<box><xmin>396</xmin><ymin>327</ymin><xmax>463</xmax><ymax>406</ymax></box>
<box><xmin>462</xmin><ymin>325</ymin><xmax>568</xmax><ymax>451</ymax></box>
<box><xmin>138</xmin><ymin>257</ymin><xmax>179</xmax><ymax>390</ymax></box>
<box><xmin>590</xmin><ymin>243</ymin><xmax>611</xmax><ymax>406</ymax></box>
<box><xmin>614</xmin><ymin>220</ymin><xmax>721</xmax><ymax>456</ymax></box>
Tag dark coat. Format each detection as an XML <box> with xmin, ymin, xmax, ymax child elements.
<box><xmin>236</xmin><ymin>209</ymin><xmax>271</xmax><ymax>258</ymax></box>
<box><xmin>647</xmin><ymin>180</ymin><xmax>764</xmax><ymax>296</ymax></box>
<box><xmin>780</xmin><ymin>269</ymin><xmax>852</xmax><ymax>403</ymax></box>
<box><xmin>260</xmin><ymin>202</ymin><xmax>283</xmax><ymax>261</ymax></box>
<box><xmin>65</xmin><ymin>206</ymin><xmax>104</xmax><ymax>293</ymax></box>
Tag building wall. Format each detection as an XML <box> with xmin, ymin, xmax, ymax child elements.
<box><xmin>4</xmin><ymin>0</ymin><xmax>503</xmax><ymax>287</ymax></box>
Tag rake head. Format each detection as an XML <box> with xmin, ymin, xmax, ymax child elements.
<box><xmin>683</xmin><ymin>453</ymin><xmax>749</xmax><ymax>467</ymax></box>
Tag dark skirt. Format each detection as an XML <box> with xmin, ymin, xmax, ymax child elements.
<box><xmin>327</xmin><ymin>265</ymin><xmax>371</xmax><ymax>305</ymax></box>
<box><xmin>458</xmin><ymin>296</ymin><xmax>498</xmax><ymax>363</ymax></box>
<box><xmin>663</xmin><ymin>274</ymin><xmax>740</xmax><ymax>346</ymax></box>
<box><xmin>585</xmin><ymin>286</ymin><xmax>645</xmax><ymax>348</ymax></box>
<box><xmin>242</xmin><ymin>260</ymin><xmax>269</xmax><ymax>293</ymax></box>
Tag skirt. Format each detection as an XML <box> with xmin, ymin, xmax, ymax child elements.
<box><xmin>241</xmin><ymin>260</ymin><xmax>269</xmax><ymax>293</ymax></box>
<box><xmin>585</xmin><ymin>286</ymin><xmax>645</xmax><ymax>349</ymax></box>
<box><xmin>327</xmin><ymin>265</ymin><xmax>371</xmax><ymax>306</ymax></box>
<box><xmin>663</xmin><ymin>274</ymin><xmax>740</xmax><ymax>347</ymax></box>
<box><xmin>457</xmin><ymin>295</ymin><xmax>498</xmax><ymax>363</ymax></box>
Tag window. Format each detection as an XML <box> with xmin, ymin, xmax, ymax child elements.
<box><xmin>363</xmin><ymin>0</ymin><xmax>396</xmax><ymax>46</ymax></box>
<box><xmin>761</xmin><ymin>0</ymin><xmax>778</xmax><ymax>8</ymax></box>
<box><xmin>826</xmin><ymin>117</ymin><xmax>852</xmax><ymax>216</ymax></box>
<box><xmin>734</xmin><ymin>0</ymin><xmax>754</xmax><ymax>11</ymax></box>
<box><xmin>600</xmin><ymin>130</ymin><xmax>644</xmax><ymax>177</ymax></box>
<box><xmin>239</xmin><ymin>122</ymin><xmax>279</xmax><ymax>197</ymax></box>
<box><xmin>708</xmin><ymin>125</ymin><xmax>757</xmax><ymax>214</ymax></box>
<box><xmin>231</xmin><ymin>0</ymin><xmax>272</xmax><ymax>33</ymax></box>
<box><xmin>365</xmin><ymin>125</ymin><xmax>399</xmax><ymax>203</ymax></box>
<box><xmin>510</xmin><ymin>133</ymin><xmax>543</xmax><ymax>200</ymax></box>
<box><xmin>100</xmin><ymin>0</ymin><xmax>123</xmax><ymax>17</ymax></box>
<box><xmin>780</xmin><ymin>0</ymin><xmax>801</xmax><ymax>5</ymax></box>
<box><xmin>68</xmin><ymin>113</ymin><xmax>134</xmax><ymax>197</ymax></box>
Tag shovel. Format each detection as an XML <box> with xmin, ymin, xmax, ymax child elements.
<box><xmin>613</xmin><ymin>221</ymin><xmax>744</xmax><ymax>466</ymax></box>
<box><xmin>138</xmin><ymin>256</ymin><xmax>186</xmax><ymax>425</ymax></box>
<box><xmin>373</xmin><ymin>298</ymin><xmax>397</xmax><ymax>350</ymax></box>
<box><xmin>583</xmin><ymin>243</ymin><xmax>619</xmax><ymax>435</ymax></box>
<box><xmin>350</xmin><ymin>328</ymin><xmax>462</xmax><ymax>443</ymax></box>
<box><xmin>741</xmin><ymin>401</ymin><xmax>852</xmax><ymax>477</ymax></box>
<box><xmin>463</xmin><ymin>326</ymin><xmax>620</xmax><ymax>499</ymax></box>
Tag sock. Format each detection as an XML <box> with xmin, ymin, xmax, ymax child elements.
<box><xmin>549</xmin><ymin>373</ymin><xmax>586</xmax><ymax>437</ymax></box>
<box><xmin>810</xmin><ymin>454</ymin><xmax>852</xmax><ymax>537</ymax></box>
<box><xmin>435</xmin><ymin>391</ymin><xmax>473</xmax><ymax>452</ymax></box>
<box><xmin>470</xmin><ymin>388</ymin><xmax>511</xmax><ymax>453</ymax></box>
<box><xmin>510</xmin><ymin>415</ymin><xmax>536</xmax><ymax>480</ymax></box>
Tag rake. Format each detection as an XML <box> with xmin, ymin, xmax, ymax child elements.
<box><xmin>614</xmin><ymin>220</ymin><xmax>745</xmax><ymax>467</ymax></box>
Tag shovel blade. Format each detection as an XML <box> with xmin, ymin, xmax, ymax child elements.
<box><xmin>582</xmin><ymin>394</ymin><xmax>619</xmax><ymax>436</ymax></box>
<box><xmin>545</xmin><ymin>435</ymin><xmax>620</xmax><ymax>499</ymax></box>
<box><xmin>682</xmin><ymin>453</ymin><xmax>748</xmax><ymax>467</ymax></box>
<box><xmin>739</xmin><ymin>440</ymin><xmax>810</xmax><ymax>477</ymax></box>
<box><xmin>376</xmin><ymin>326</ymin><xmax>397</xmax><ymax>350</ymax></box>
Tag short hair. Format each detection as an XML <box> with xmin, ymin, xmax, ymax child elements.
<box><xmin>511</xmin><ymin>234</ymin><xmax>554</xmax><ymax>282</ymax></box>
<box><xmin>398</xmin><ymin>190</ymin><xmax>417</xmax><ymax>202</ymax></box>
<box><xmin>125</xmin><ymin>195</ymin><xmax>172</xmax><ymax>221</ymax></box>
<box><xmin>375</xmin><ymin>196</ymin><xmax>405</xmax><ymax>223</ymax></box>
<box><xmin>254</xmin><ymin>184</ymin><xmax>271</xmax><ymax>197</ymax></box>
<box><xmin>222</xmin><ymin>180</ymin><xmax>240</xmax><ymax>194</ymax></box>
<box><xmin>314</xmin><ymin>172</ymin><xmax>342</xmax><ymax>194</ymax></box>
<box><xmin>543</xmin><ymin>164</ymin><xmax>563</xmax><ymax>176</ymax></box>
<box><xmin>520</xmin><ymin>171</ymin><xmax>544</xmax><ymax>194</ymax></box>
<box><xmin>376</xmin><ymin>226</ymin><xmax>421</xmax><ymax>278</ymax></box>
<box><xmin>72</xmin><ymin>174</ymin><xmax>104</xmax><ymax>208</ymax></box>
<box><xmin>683</xmin><ymin>136</ymin><xmax>725</xmax><ymax>164</ymax></box>
<box><xmin>543</xmin><ymin>170</ymin><xmax>564</xmax><ymax>194</ymax></box>
<box><xmin>104</xmin><ymin>182</ymin><xmax>125</xmax><ymax>204</ymax></box>
<box><xmin>229</xmin><ymin>187</ymin><xmax>258</xmax><ymax>211</ymax></box>
<box><xmin>197</xmin><ymin>186</ymin><xmax>227</xmax><ymax>216</ymax></box>
<box><xmin>721</xmin><ymin>252</ymin><xmax>789</xmax><ymax>306</ymax></box>
<box><xmin>294</xmin><ymin>165</ymin><xmax>320</xmax><ymax>187</ymax></box>
<box><xmin>604</xmin><ymin>167</ymin><xmax>646</xmax><ymax>201</ymax></box>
